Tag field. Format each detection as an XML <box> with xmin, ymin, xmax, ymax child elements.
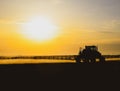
<box><xmin>0</xmin><ymin>60</ymin><xmax>120</xmax><ymax>90</ymax></box>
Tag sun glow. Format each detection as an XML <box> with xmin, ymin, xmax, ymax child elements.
<box><xmin>21</xmin><ymin>16</ymin><xmax>59</xmax><ymax>42</ymax></box>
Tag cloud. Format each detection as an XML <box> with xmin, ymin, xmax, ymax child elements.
<box><xmin>0</xmin><ymin>19</ymin><xmax>22</xmax><ymax>25</ymax></box>
<box><xmin>0</xmin><ymin>20</ymin><xmax>13</xmax><ymax>24</ymax></box>
<box><xmin>99</xmin><ymin>20</ymin><xmax>120</xmax><ymax>33</ymax></box>
<box><xmin>51</xmin><ymin>0</ymin><xmax>64</xmax><ymax>5</ymax></box>
<box><xmin>102</xmin><ymin>20</ymin><xmax>120</xmax><ymax>29</ymax></box>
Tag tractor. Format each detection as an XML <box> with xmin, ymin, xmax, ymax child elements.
<box><xmin>75</xmin><ymin>46</ymin><xmax>105</xmax><ymax>63</ymax></box>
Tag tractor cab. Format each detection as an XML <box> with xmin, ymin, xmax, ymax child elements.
<box><xmin>85</xmin><ymin>46</ymin><xmax>98</xmax><ymax>51</ymax></box>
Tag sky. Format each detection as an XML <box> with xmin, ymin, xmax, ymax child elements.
<box><xmin>0</xmin><ymin>0</ymin><xmax>120</xmax><ymax>56</ymax></box>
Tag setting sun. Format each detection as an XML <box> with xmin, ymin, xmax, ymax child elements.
<box><xmin>21</xmin><ymin>16</ymin><xmax>59</xmax><ymax>42</ymax></box>
<box><xmin>0</xmin><ymin>0</ymin><xmax>120</xmax><ymax>57</ymax></box>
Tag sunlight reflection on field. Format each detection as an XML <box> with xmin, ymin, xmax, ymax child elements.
<box><xmin>0</xmin><ymin>58</ymin><xmax>119</xmax><ymax>64</ymax></box>
<box><xmin>106</xmin><ymin>58</ymin><xmax>120</xmax><ymax>61</ymax></box>
<box><xmin>0</xmin><ymin>59</ymin><xmax>75</xmax><ymax>64</ymax></box>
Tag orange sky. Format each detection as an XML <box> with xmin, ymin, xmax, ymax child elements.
<box><xmin>0</xmin><ymin>0</ymin><xmax>120</xmax><ymax>56</ymax></box>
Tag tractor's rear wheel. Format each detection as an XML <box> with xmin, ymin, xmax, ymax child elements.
<box><xmin>90</xmin><ymin>58</ymin><xmax>96</xmax><ymax>63</ymax></box>
<box><xmin>82</xmin><ymin>59</ymin><xmax>89</xmax><ymax>63</ymax></box>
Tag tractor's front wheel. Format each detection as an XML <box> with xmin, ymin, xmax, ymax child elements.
<box><xmin>99</xmin><ymin>56</ymin><xmax>105</xmax><ymax>62</ymax></box>
<box><xmin>75</xmin><ymin>56</ymin><xmax>81</xmax><ymax>63</ymax></box>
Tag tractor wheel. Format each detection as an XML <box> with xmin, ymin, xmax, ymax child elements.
<box><xmin>82</xmin><ymin>59</ymin><xmax>89</xmax><ymax>63</ymax></box>
<box><xmin>75</xmin><ymin>56</ymin><xmax>81</xmax><ymax>63</ymax></box>
<box><xmin>99</xmin><ymin>56</ymin><xmax>105</xmax><ymax>62</ymax></box>
<box><xmin>90</xmin><ymin>58</ymin><xmax>96</xmax><ymax>63</ymax></box>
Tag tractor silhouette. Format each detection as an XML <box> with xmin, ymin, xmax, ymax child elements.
<box><xmin>75</xmin><ymin>46</ymin><xmax>105</xmax><ymax>63</ymax></box>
